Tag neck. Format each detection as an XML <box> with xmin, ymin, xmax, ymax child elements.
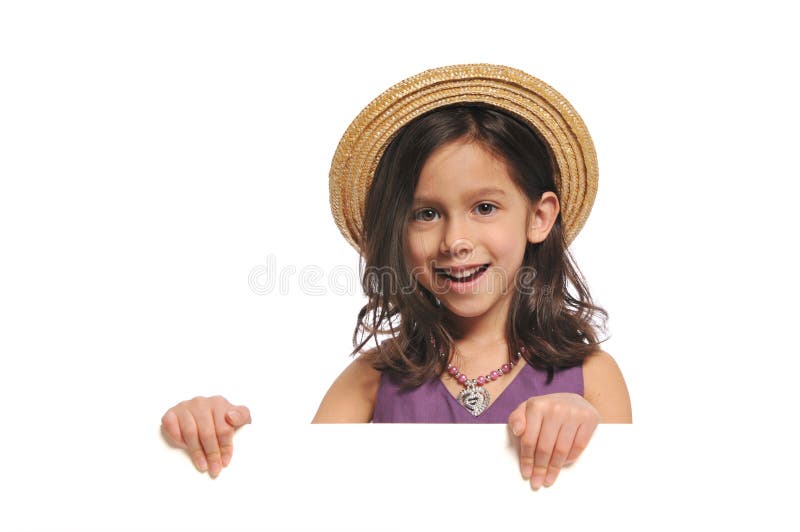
<box><xmin>442</xmin><ymin>313</ymin><xmax>511</xmax><ymax>373</ymax></box>
<box><xmin>436</xmin><ymin>290</ymin><xmax>518</xmax><ymax>373</ymax></box>
<box><xmin>443</xmin><ymin>310</ymin><xmax>508</xmax><ymax>350</ymax></box>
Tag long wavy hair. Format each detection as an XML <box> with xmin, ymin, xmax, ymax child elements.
<box><xmin>351</xmin><ymin>104</ymin><xmax>608</xmax><ymax>388</ymax></box>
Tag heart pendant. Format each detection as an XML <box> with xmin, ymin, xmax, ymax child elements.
<box><xmin>458</xmin><ymin>385</ymin><xmax>490</xmax><ymax>416</ymax></box>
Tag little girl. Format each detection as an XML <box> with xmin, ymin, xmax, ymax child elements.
<box><xmin>161</xmin><ymin>64</ymin><xmax>632</xmax><ymax>490</ymax></box>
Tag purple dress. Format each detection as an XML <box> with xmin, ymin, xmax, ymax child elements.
<box><xmin>372</xmin><ymin>362</ymin><xmax>584</xmax><ymax>423</ymax></box>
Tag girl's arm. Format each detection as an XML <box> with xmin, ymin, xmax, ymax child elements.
<box><xmin>312</xmin><ymin>357</ymin><xmax>381</xmax><ymax>423</ymax></box>
<box><xmin>582</xmin><ymin>350</ymin><xmax>632</xmax><ymax>423</ymax></box>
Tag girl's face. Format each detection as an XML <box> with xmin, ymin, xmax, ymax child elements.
<box><xmin>404</xmin><ymin>139</ymin><xmax>557</xmax><ymax>326</ymax></box>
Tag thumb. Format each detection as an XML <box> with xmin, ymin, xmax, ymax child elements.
<box><xmin>225</xmin><ymin>405</ymin><xmax>252</xmax><ymax>427</ymax></box>
<box><xmin>507</xmin><ymin>401</ymin><xmax>527</xmax><ymax>437</ymax></box>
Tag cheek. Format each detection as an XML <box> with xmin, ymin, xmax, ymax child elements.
<box><xmin>511</xmin><ymin>240</ymin><xmax>528</xmax><ymax>263</ymax></box>
<box><xmin>492</xmin><ymin>226</ymin><xmax>528</xmax><ymax>266</ymax></box>
<box><xmin>404</xmin><ymin>231</ymin><xmax>435</xmax><ymax>269</ymax></box>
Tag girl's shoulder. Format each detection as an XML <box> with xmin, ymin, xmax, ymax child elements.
<box><xmin>312</xmin><ymin>351</ymin><xmax>382</xmax><ymax>423</ymax></box>
<box><xmin>581</xmin><ymin>350</ymin><xmax>633</xmax><ymax>423</ymax></box>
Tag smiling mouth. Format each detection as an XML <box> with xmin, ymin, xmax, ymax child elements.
<box><xmin>434</xmin><ymin>264</ymin><xmax>490</xmax><ymax>283</ymax></box>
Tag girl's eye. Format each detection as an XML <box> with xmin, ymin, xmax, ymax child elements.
<box><xmin>475</xmin><ymin>203</ymin><xmax>497</xmax><ymax>215</ymax></box>
<box><xmin>413</xmin><ymin>208</ymin><xmax>439</xmax><ymax>222</ymax></box>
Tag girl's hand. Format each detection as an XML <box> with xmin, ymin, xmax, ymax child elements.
<box><xmin>160</xmin><ymin>396</ymin><xmax>251</xmax><ymax>478</ymax></box>
<box><xmin>508</xmin><ymin>393</ymin><xmax>599</xmax><ymax>490</ymax></box>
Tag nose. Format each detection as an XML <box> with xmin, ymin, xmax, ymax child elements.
<box><xmin>439</xmin><ymin>219</ymin><xmax>475</xmax><ymax>262</ymax></box>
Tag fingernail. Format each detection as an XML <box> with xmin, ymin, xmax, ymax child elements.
<box><xmin>227</xmin><ymin>410</ymin><xmax>240</xmax><ymax>424</ymax></box>
<box><xmin>197</xmin><ymin>456</ymin><xmax>208</xmax><ymax>472</ymax></box>
<box><xmin>222</xmin><ymin>454</ymin><xmax>231</xmax><ymax>467</ymax></box>
<box><xmin>511</xmin><ymin>423</ymin><xmax>522</xmax><ymax>436</ymax></box>
<box><xmin>521</xmin><ymin>464</ymin><xmax>532</xmax><ymax>480</ymax></box>
<box><xmin>532</xmin><ymin>473</ymin><xmax>544</xmax><ymax>489</ymax></box>
<box><xmin>544</xmin><ymin>472</ymin><xmax>557</xmax><ymax>486</ymax></box>
<box><xmin>209</xmin><ymin>461</ymin><xmax>221</xmax><ymax>478</ymax></box>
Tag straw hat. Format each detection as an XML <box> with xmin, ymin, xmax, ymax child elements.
<box><xmin>329</xmin><ymin>63</ymin><xmax>598</xmax><ymax>252</ymax></box>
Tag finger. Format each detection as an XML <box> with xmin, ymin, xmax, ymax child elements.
<box><xmin>214</xmin><ymin>407</ymin><xmax>236</xmax><ymax>468</ymax></box>
<box><xmin>564</xmin><ymin>418</ymin><xmax>598</xmax><ymax>465</ymax></box>
<box><xmin>517</xmin><ymin>406</ymin><xmax>542</xmax><ymax>481</ymax></box>
<box><xmin>544</xmin><ymin>420</ymin><xmax>579</xmax><ymax>487</ymax></box>
<box><xmin>160</xmin><ymin>410</ymin><xmax>185</xmax><ymax>448</ymax></box>
<box><xmin>507</xmin><ymin>401</ymin><xmax>527</xmax><ymax>437</ymax></box>
<box><xmin>196</xmin><ymin>410</ymin><xmax>223</xmax><ymax>478</ymax></box>
<box><xmin>176</xmin><ymin>409</ymin><xmax>207</xmax><ymax>473</ymax></box>
<box><xmin>531</xmin><ymin>416</ymin><xmax>560</xmax><ymax>490</ymax></box>
<box><xmin>225</xmin><ymin>405</ymin><xmax>252</xmax><ymax>427</ymax></box>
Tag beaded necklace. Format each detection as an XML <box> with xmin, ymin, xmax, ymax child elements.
<box><xmin>437</xmin><ymin>344</ymin><xmax>523</xmax><ymax>417</ymax></box>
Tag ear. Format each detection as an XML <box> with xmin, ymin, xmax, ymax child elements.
<box><xmin>526</xmin><ymin>192</ymin><xmax>560</xmax><ymax>244</ymax></box>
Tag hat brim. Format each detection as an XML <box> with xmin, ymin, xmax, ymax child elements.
<box><xmin>329</xmin><ymin>63</ymin><xmax>598</xmax><ymax>252</ymax></box>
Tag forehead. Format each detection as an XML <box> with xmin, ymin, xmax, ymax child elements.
<box><xmin>413</xmin><ymin>140</ymin><xmax>523</xmax><ymax>202</ymax></box>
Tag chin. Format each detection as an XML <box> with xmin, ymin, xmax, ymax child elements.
<box><xmin>441</xmin><ymin>301</ymin><xmax>496</xmax><ymax>319</ymax></box>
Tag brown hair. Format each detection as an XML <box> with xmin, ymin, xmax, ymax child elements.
<box><xmin>351</xmin><ymin>104</ymin><xmax>608</xmax><ymax>388</ymax></box>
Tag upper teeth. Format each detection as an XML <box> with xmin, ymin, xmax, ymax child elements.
<box><xmin>445</xmin><ymin>266</ymin><xmax>482</xmax><ymax>279</ymax></box>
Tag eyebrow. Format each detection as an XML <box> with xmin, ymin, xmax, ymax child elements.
<box><xmin>412</xmin><ymin>187</ymin><xmax>507</xmax><ymax>205</ymax></box>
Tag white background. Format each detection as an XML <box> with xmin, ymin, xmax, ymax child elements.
<box><xmin>1</xmin><ymin>1</ymin><xmax>798</xmax><ymax>530</ymax></box>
